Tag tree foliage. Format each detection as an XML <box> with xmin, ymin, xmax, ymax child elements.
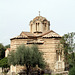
<box><xmin>0</xmin><ymin>57</ymin><xmax>9</xmax><ymax>68</ymax></box>
<box><xmin>69</xmin><ymin>66</ymin><xmax>75</xmax><ymax>75</ymax></box>
<box><xmin>61</xmin><ymin>32</ymin><xmax>75</xmax><ymax>52</ymax></box>
<box><xmin>8</xmin><ymin>44</ymin><xmax>45</xmax><ymax>74</ymax></box>
<box><xmin>69</xmin><ymin>52</ymin><xmax>75</xmax><ymax>69</ymax></box>
<box><xmin>59</xmin><ymin>32</ymin><xmax>75</xmax><ymax>70</ymax></box>
<box><xmin>5</xmin><ymin>44</ymin><xmax>10</xmax><ymax>49</ymax></box>
<box><xmin>0</xmin><ymin>43</ymin><xmax>6</xmax><ymax>60</ymax></box>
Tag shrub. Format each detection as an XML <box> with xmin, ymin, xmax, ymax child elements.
<box><xmin>69</xmin><ymin>67</ymin><xmax>75</xmax><ymax>75</ymax></box>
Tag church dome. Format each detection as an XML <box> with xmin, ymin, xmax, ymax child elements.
<box><xmin>33</xmin><ymin>16</ymin><xmax>47</xmax><ymax>22</ymax></box>
<box><xmin>30</xmin><ymin>15</ymin><xmax>50</xmax><ymax>33</ymax></box>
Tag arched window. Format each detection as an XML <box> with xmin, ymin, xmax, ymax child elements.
<box><xmin>31</xmin><ymin>24</ymin><xmax>32</xmax><ymax>32</ymax></box>
<box><xmin>38</xmin><ymin>23</ymin><xmax>39</xmax><ymax>31</ymax></box>
<box><xmin>36</xmin><ymin>23</ymin><xmax>37</xmax><ymax>31</ymax></box>
<box><xmin>44</xmin><ymin>23</ymin><xmax>46</xmax><ymax>30</ymax></box>
<box><xmin>38</xmin><ymin>23</ymin><xmax>39</xmax><ymax>25</ymax></box>
<box><xmin>36</xmin><ymin>23</ymin><xmax>37</xmax><ymax>25</ymax></box>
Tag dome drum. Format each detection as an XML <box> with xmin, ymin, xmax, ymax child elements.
<box><xmin>30</xmin><ymin>16</ymin><xmax>50</xmax><ymax>33</ymax></box>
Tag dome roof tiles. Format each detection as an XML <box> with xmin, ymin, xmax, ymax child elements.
<box><xmin>33</xmin><ymin>16</ymin><xmax>47</xmax><ymax>22</ymax></box>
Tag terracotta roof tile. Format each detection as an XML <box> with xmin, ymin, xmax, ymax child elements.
<box><xmin>33</xmin><ymin>16</ymin><xmax>47</xmax><ymax>22</ymax></box>
<box><xmin>21</xmin><ymin>32</ymin><xmax>35</xmax><ymax>37</ymax></box>
<box><xmin>40</xmin><ymin>30</ymin><xmax>61</xmax><ymax>38</ymax></box>
<box><xmin>10</xmin><ymin>35</ymin><xmax>28</xmax><ymax>40</ymax></box>
<box><xmin>10</xmin><ymin>30</ymin><xmax>61</xmax><ymax>40</ymax></box>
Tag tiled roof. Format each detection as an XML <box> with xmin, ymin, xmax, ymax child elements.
<box><xmin>10</xmin><ymin>32</ymin><xmax>36</xmax><ymax>40</ymax></box>
<box><xmin>10</xmin><ymin>35</ymin><xmax>28</xmax><ymax>40</ymax></box>
<box><xmin>27</xmin><ymin>39</ymin><xmax>44</xmax><ymax>44</ymax></box>
<box><xmin>33</xmin><ymin>16</ymin><xmax>47</xmax><ymax>22</ymax></box>
<box><xmin>10</xmin><ymin>30</ymin><xmax>61</xmax><ymax>40</ymax></box>
<box><xmin>40</xmin><ymin>30</ymin><xmax>61</xmax><ymax>38</ymax></box>
<box><xmin>21</xmin><ymin>32</ymin><xmax>35</xmax><ymax>37</ymax></box>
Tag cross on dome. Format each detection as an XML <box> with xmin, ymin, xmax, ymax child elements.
<box><xmin>39</xmin><ymin>11</ymin><xmax>40</xmax><ymax>16</ymax></box>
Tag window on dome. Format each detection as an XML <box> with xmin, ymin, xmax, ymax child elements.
<box><xmin>36</xmin><ymin>23</ymin><xmax>37</xmax><ymax>31</ymax></box>
<box><xmin>38</xmin><ymin>23</ymin><xmax>39</xmax><ymax>25</ymax></box>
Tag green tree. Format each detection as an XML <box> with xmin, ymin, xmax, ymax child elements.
<box><xmin>59</xmin><ymin>32</ymin><xmax>75</xmax><ymax>70</ymax></box>
<box><xmin>0</xmin><ymin>57</ymin><xmax>9</xmax><ymax>68</ymax></box>
<box><xmin>5</xmin><ymin>44</ymin><xmax>10</xmax><ymax>49</ymax></box>
<box><xmin>69</xmin><ymin>66</ymin><xmax>75</xmax><ymax>75</ymax></box>
<box><xmin>8</xmin><ymin>44</ymin><xmax>45</xmax><ymax>75</ymax></box>
<box><xmin>69</xmin><ymin>52</ymin><xmax>75</xmax><ymax>69</ymax></box>
<box><xmin>0</xmin><ymin>57</ymin><xmax>9</xmax><ymax>72</ymax></box>
<box><xmin>0</xmin><ymin>43</ymin><xmax>6</xmax><ymax>60</ymax></box>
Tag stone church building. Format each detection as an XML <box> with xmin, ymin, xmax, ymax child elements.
<box><xmin>5</xmin><ymin>15</ymin><xmax>65</xmax><ymax>73</ymax></box>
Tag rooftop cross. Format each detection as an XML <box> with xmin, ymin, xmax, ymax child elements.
<box><xmin>39</xmin><ymin>11</ymin><xmax>40</xmax><ymax>16</ymax></box>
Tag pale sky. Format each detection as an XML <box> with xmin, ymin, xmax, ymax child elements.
<box><xmin>0</xmin><ymin>0</ymin><xmax>75</xmax><ymax>45</ymax></box>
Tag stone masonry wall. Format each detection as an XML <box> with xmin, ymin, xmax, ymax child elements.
<box><xmin>10</xmin><ymin>37</ymin><xmax>61</xmax><ymax>72</ymax></box>
<box><xmin>38</xmin><ymin>38</ymin><xmax>61</xmax><ymax>71</ymax></box>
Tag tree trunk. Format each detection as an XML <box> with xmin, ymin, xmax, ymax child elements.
<box><xmin>2</xmin><ymin>67</ymin><xmax>3</xmax><ymax>72</ymax></box>
<box><xmin>26</xmin><ymin>65</ymin><xmax>30</xmax><ymax>75</ymax></box>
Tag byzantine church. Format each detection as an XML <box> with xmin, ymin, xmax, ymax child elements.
<box><xmin>5</xmin><ymin>14</ymin><xmax>65</xmax><ymax>73</ymax></box>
